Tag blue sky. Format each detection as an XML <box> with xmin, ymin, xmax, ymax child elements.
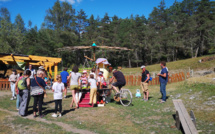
<box><xmin>0</xmin><ymin>0</ymin><xmax>184</xmax><ymax>28</ymax></box>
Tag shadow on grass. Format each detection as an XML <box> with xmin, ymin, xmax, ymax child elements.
<box><xmin>172</xmin><ymin>114</ymin><xmax>185</xmax><ymax>134</ymax></box>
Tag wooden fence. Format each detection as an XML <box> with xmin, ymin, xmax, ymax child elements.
<box><xmin>0</xmin><ymin>79</ymin><xmax>10</xmax><ymax>90</ymax></box>
<box><xmin>0</xmin><ymin>72</ymin><xmax>190</xmax><ymax>90</ymax></box>
<box><xmin>125</xmin><ymin>72</ymin><xmax>190</xmax><ymax>86</ymax></box>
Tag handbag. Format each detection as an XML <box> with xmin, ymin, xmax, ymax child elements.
<box><xmin>30</xmin><ymin>76</ymin><xmax>45</xmax><ymax>96</ymax></box>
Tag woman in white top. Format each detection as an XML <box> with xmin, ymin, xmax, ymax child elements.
<box><xmin>52</xmin><ymin>75</ymin><xmax>64</xmax><ymax>117</ymax></box>
<box><xmin>67</xmin><ymin>66</ymin><xmax>81</xmax><ymax>109</ymax></box>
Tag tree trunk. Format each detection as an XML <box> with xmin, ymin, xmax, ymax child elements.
<box><xmin>195</xmin><ymin>47</ymin><xmax>199</xmax><ymax>58</ymax></box>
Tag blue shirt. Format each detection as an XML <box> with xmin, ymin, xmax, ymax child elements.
<box><xmin>159</xmin><ymin>67</ymin><xmax>168</xmax><ymax>83</ymax></box>
<box><xmin>30</xmin><ymin>77</ymin><xmax>46</xmax><ymax>88</ymax></box>
<box><xmin>60</xmin><ymin>71</ymin><xmax>69</xmax><ymax>83</ymax></box>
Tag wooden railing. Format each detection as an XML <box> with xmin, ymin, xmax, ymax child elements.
<box><xmin>125</xmin><ymin>72</ymin><xmax>190</xmax><ymax>86</ymax></box>
<box><xmin>0</xmin><ymin>79</ymin><xmax>11</xmax><ymax>90</ymax></box>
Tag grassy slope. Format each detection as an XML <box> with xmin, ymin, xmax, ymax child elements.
<box><xmin>121</xmin><ymin>55</ymin><xmax>215</xmax><ymax>75</ymax></box>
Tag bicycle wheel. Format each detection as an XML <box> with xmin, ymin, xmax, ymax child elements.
<box><xmin>120</xmin><ymin>89</ymin><xmax>132</xmax><ymax>106</ymax></box>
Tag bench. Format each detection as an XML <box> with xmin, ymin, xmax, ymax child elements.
<box><xmin>173</xmin><ymin>99</ymin><xmax>198</xmax><ymax>134</ymax></box>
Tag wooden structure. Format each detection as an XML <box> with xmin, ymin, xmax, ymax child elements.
<box><xmin>0</xmin><ymin>53</ymin><xmax>62</xmax><ymax>81</ymax></box>
<box><xmin>125</xmin><ymin>72</ymin><xmax>190</xmax><ymax>86</ymax></box>
<box><xmin>173</xmin><ymin>99</ymin><xmax>198</xmax><ymax>134</ymax></box>
<box><xmin>57</xmin><ymin>42</ymin><xmax>131</xmax><ymax>62</ymax></box>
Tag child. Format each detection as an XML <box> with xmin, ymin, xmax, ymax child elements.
<box><xmin>97</xmin><ymin>72</ymin><xmax>106</xmax><ymax>89</ymax></box>
<box><xmin>80</xmin><ymin>70</ymin><xmax>88</xmax><ymax>89</ymax></box>
<box><xmin>88</xmin><ymin>74</ymin><xmax>98</xmax><ymax>105</ymax></box>
<box><xmin>52</xmin><ymin>75</ymin><xmax>64</xmax><ymax>117</ymax></box>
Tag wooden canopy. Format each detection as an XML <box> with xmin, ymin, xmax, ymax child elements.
<box><xmin>0</xmin><ymin>53</ymin><xmax>62</xmax><ymax>81</ymax></box>
<box><xmin>57</xmin><ymin>46</ymin><xmax>132</xmax><ymax>52</ymax></box>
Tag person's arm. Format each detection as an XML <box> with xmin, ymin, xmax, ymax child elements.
<box><xmin>26</xmin><ymin>78</ymin><xmax>30</xmax><ymax>90</ymax></box>
<box><xmin>157</xmin><ymin>69</ymin><xmax>167</xmax><ymax>78</ymax></box>
<box><xmin>52</xmin><ymin>83</ymin><xmax>55</xmax><ymax>92</ymax></box>
<box><xmin>67</xmin><ymin>73</ymin><xmax>71</xmax><ymax>80</ymax></box>
<box><xmin>144</xmin><ymin>74</ymin><xmax>150</xmax><ymax>83</ymax></box>
<box><xmin>109</xmin><ymin>76</ymin><xmax>115</xmax><ymax>83</ymax></box>
<box><xmin>15</xmin><ymin>80</ymin><xmax>19</xmax><ymax>94</ymax></box>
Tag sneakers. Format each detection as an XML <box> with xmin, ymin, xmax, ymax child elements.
<box><xmin>10</xmin><ymin>97</ymin><xmax>15</xmax><ymax>100</ymax></box>
<box><xmin>160</xmin><ymin>100</ymin><xmax>166</xmax><ymax>103</ymax></box>
<box><xmin>64</xmin><ymin>95</ymin><xmax>67</xmax><ymax>98</ymax></box>
<box><xmin>52</xmin><ymin>114</ymin><xmax>58</xmax><ymax>118</ymax></box>
<box><xmin>52</xmin><ymin>113</ymin><xmax>62</xmax><ymax>118</ymax></box>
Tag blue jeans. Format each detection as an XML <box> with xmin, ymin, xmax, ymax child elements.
<box><xmin>16</xmin><ymin>94</ymin><xmax>20</xmax><ymax>109</ymax></box>
<box><xmin>160</xmin><ymin>82</ymin><xmax>167</xmax><ymax>101</ymax></box>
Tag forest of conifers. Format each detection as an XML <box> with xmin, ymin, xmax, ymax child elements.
<box><xmin>0</xmin><ymin>0</ymin><xmax>215</xmax><ymax>68</ymax></box>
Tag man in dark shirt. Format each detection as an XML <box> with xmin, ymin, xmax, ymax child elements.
<box><xmin>110</xmin><ymin>69</ymin><xmax>126</xmax><ymax>95</ymax></box>
<box><xmin>141</xmin><ymin>65</ymin><xmax>150</xmax><ymax>101</ymax></box>
<box><xmin>157</xmin><ymin>61</ymin><xmax>168</xmax><ymax>103</ymax></box>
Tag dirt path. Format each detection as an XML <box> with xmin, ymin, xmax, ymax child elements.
<box><xmin>0</xmin><ymin>108</ymin><xmax>96</xmax><ymax>134</ymax></box>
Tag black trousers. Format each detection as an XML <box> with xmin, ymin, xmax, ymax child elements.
<box><xmin>33</xmin><ymin>94</ymin><xmax>43</xmax><ymax>115</ymax></box>
<box><xmin>55</xmin><ymin>100</ymin><xmax>62</xmax><ymax>114</ymax></box>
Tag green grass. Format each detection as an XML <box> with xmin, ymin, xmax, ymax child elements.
<box><xmin>121</xmin><ymin>55</ymin><xmax>215</xmax><ymax>75</ymax></box>
<box><xmin>0</xmin><ymin>79</ymin><xmax>215</xmax><ymax>133</ymax></box>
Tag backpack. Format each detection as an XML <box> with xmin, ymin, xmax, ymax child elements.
<box><xmin>18</xmin><ymin>77</ymin><xmax>27</xmax><ymax>90</ymax></box>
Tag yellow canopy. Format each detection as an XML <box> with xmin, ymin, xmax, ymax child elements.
<box><xmin>0</xmin><ymin>53</ymin><xmax>62</xmax><ymax>81</ymax></box>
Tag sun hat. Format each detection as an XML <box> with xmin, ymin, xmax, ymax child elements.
<box><xmin>83</xmin><ymin>70</ymin><xmax>87</xmax><ymax>73</ymax></box>
<box><xmin>39</xmin><ymin>66</ymin><xmax>45</xmax><ymax>70</ymax></box>
<box><xmin>141</xmin><ymin>65</ymin><xmax>145</xmax><ymax>69</ymax></box>
<box><xmin>98</xmin><ymin>72</ymin><xmax>102</xmax><ymax>75</ymax></box>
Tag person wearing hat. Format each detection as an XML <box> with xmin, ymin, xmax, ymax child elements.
<box><xmin>80</xmin><ymin>70</ymin><xmax>88</xmax><ymax>89</ymax></box>
<box><xmin>9</xmin><ymin>69</ymin><xmax>18</xmax><ymax>100</ymax></box>
<box><xmin>141</xmin><ymin>65</ymin><xmax>150</xmax><ymax>101</ymax></box>
<box><xmin>97</xmin><ymin>71</ymin><xmax>105</xmax><ymax>89</ymax></box>
<box><xmin>38</xmin><ymin>66</ymin><xmax>47</xmax><ymax>79</ymax></box>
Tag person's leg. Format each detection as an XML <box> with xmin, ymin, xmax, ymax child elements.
<box><xmin>71</xmin><ymin>90</ymin><xmax>77</xmax><ymax>108</ymax></box>
<box><xmin>160</xmin><ymin>83</ymin><xmax>163</xmax><ymax>99</ymax></box>
<box><xmin>93</xmin><ymin>88</ymin><xmax>97</xmax><ymax>104</ymax></box>
<box><xmin>64</xmin><ymin>83</ymin><xmax>67</xmax><ymax>98</ymax></box>
<box><xmin>89</xmin><ymin>88</ymin><xmax>93</xmax><ymax>104</ymax></box>
<box><xmin>11</xmin><ymin>83</ymin><xmax>15</xmax><ymax>98</ymax></box>
<box><xmin>146</xmin><ymin>91</ymin><xmax>149</xmax><ymax>100</ymax></box>
<box><xmin>162</xmin><ymin>83</ymin><xmax>167</xmax><ymax>101</ymax></box>
<box><xmin>141</xmin><ymin>82</ymin><xmax>145</xmax><ymax>99</ymax></box>
<box><xmin>160</xmin><ymin>83</ymin><xmax>166</xmax><ymax>102</ymax></box>
<box><xmin>59</xmin><ymin>100</ymin><xmax>62</xmax><ymax>114</ymax></box>
<box><xmin>33</xmin><ymin>96</ymin><xmax>38</xmax><ymax>116</ymax></box>
<box><xmin>54</xmin><ymin>100</ymin><xmax>58</xmax><ymax>114</ymax></box>
<box><xmin>38</xmin><ymin>94</ymin><xmax>43</xmax><ymax>116</ymax></box>
<box><xmin>144</xmin><ymin>83</ymin><xmax>149</xmax><ymax>100</ymax></box>
<box><xmin>16</xmin><ymin>94</ymin><xmax>20</xmax><ymax>110</ymax></box>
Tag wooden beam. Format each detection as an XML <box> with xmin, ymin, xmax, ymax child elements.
<box><xmin>54</xmin><ymin>63</ymin><xmax>58</xmax><ymax>81</ymax></box>
<box><xmin>29</xmin><ymin>55</ymin><xmax>61</xmax><ymax>62</ymax></box>
<box><xmin>49</xmin><ymin>65</ymin><xmax>52</xmax><ymax>79</ymax></box>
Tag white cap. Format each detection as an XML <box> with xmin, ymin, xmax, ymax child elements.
<box><xmin>39</xmin><ymin>66</ymin><xmax>45</xmax><ymax>70</ymax></box>
<box><xmin>141</xmin><ymin>65</ymin><xmax>145</xmax><ymax>69</ymax></box>
<box><xmin>83</xmin><ymin>70</ymin><xmax>87</xmax><ymax>73</ymax></box>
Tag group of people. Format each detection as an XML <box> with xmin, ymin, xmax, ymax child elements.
<box><xmin>9</xmin><ymin>61</ymin><xmax>168</xmax><ymax>118</ymax></box>
<box><xmin>9</xmin><ymin>65</ymin><xmax>47</xmax><ymax>118</ymax></box>
<box><xmin>140</xmin><ymin>61</ymin><xmax>168</xmax><ymax>103</ymax></box>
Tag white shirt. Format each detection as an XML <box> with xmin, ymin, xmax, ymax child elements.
<box><xmin>27</xmin><ymin>69</ymin><xmax>36</xmax><ymax>79</ymax></box>
<box><xmin>88</xmin><ymin>78</ymin><xmax>97</xmax><ymax>89</ymax></box>
<box><xmin>97</xmin><ymin>76</ymin><xmax>105</xmax><ymax>83</ymax></box>
<box><xmin>52</xmin><ymin>82</ymin><xmax>64</xmax><ymax>100</ymax></box>
<box><xmin>70</xmin><ymin>72</ymin><xmax>81</xmax><ymax>85</ymax></box>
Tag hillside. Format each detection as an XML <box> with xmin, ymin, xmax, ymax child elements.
<box><xmin>121</xmin><ymin>55</ymin><xmax>215</xmax><ymax>75</ymax></box>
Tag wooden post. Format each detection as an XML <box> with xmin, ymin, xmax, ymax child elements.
<box><xmin>49</xmin><ymin>65</ymin><xmax>52</xmax><ymax>79</ymax></box>
<box><xmin>54</xmin><ymin>63</ymin><xmax>58</xmax><ymax>81</ymax></box>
